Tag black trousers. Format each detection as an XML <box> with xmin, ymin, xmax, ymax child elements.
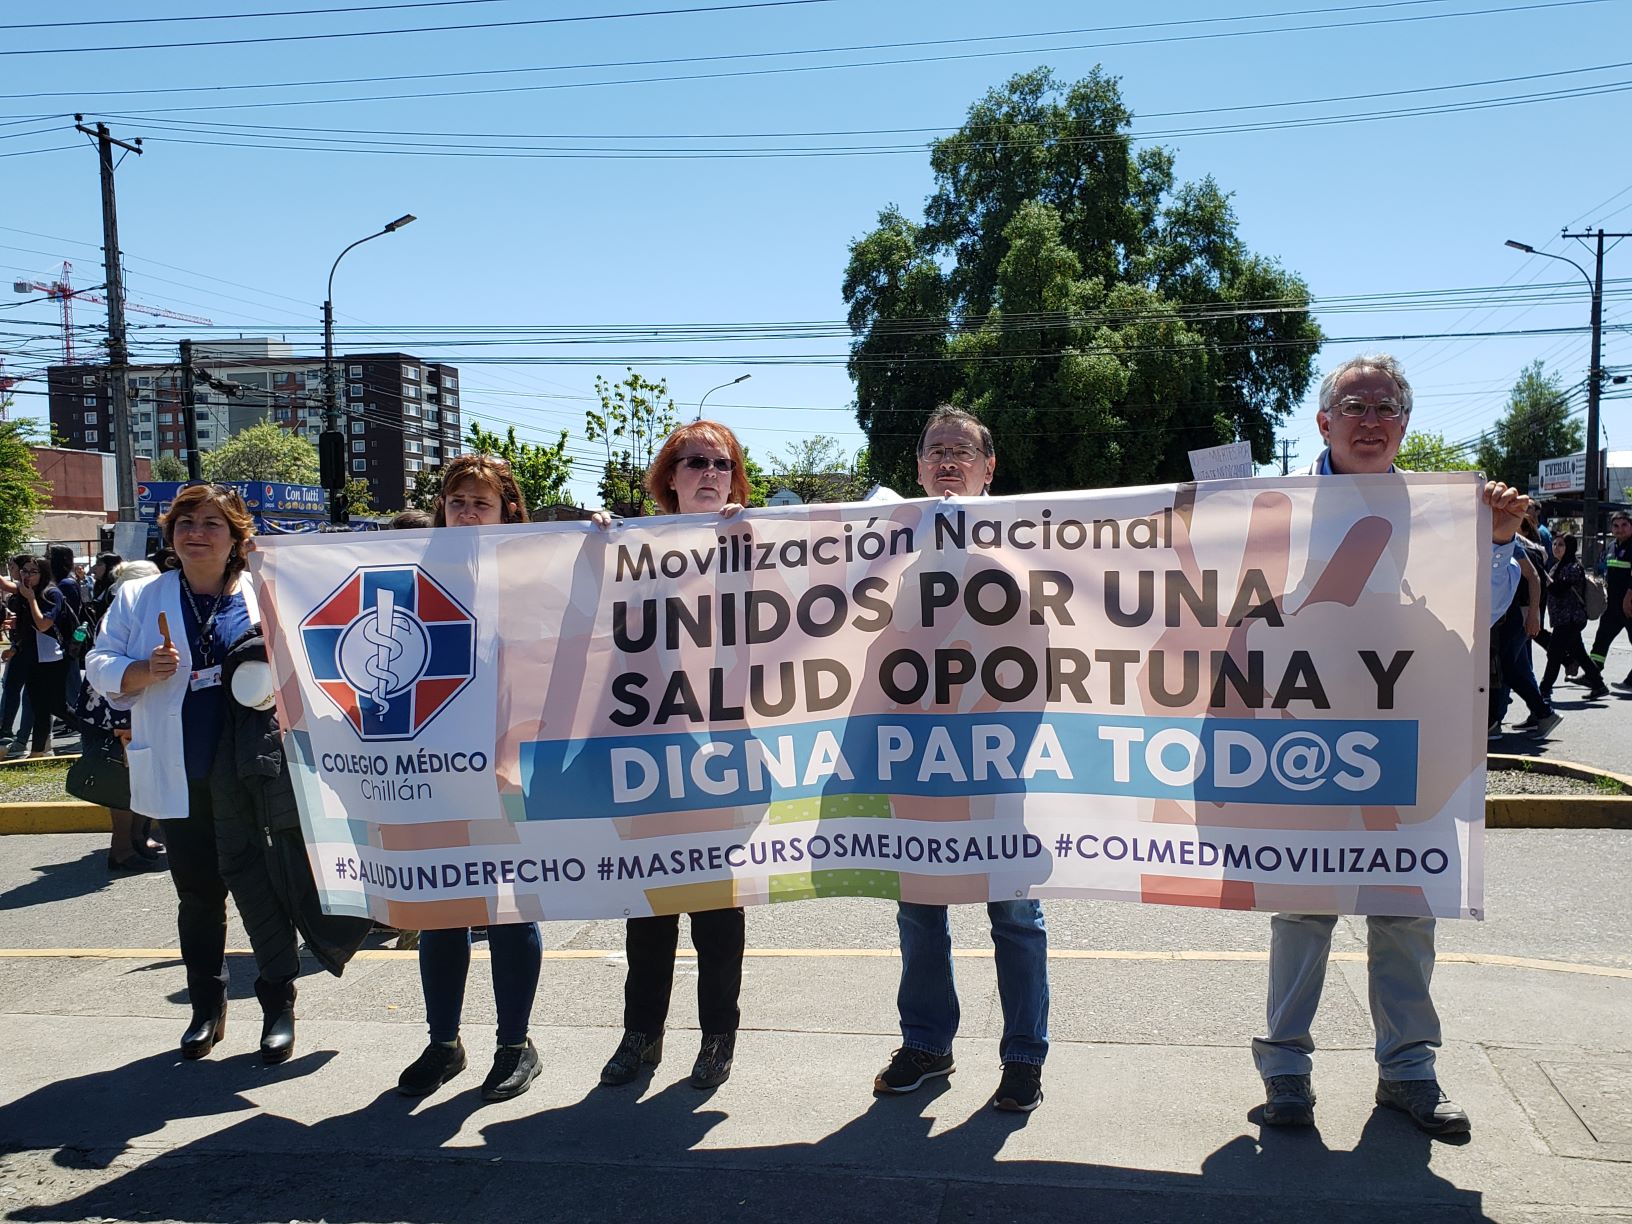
<box><xmin>1542</xmin><ymin>625</ymin><xmax>1604</xmax><ymax>690</ymax></box>
<box><xmin>24</xmin><ymin>658</ymin><xmax>65</xmax><ymax>754</ymax></box>
<box><xmin>162</xmin><ymin>780</ymin><xmax>231</xmax><ymax>1011</ymax></box>
<box><xmin>1590</xmin><ymin>597</ymin><xmax>1631</xmax><ymax>669</ymax></box>
<box><xmin>161</xmin><ymin>779</ymin><xmax>300</xmax><ymax>1016</ymax></box>
<box><xmin>623</xmin><ymin>908</ymin><xmax>745</xmax><ymax>1036</ymax></box>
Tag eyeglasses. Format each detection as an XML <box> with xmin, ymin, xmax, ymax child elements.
<box><xmin>679</xmin><ymin>455</ymin><xmax>734</xmax><ymax>473</ymax></box>
<box><xmin>921</xmin><ymin>445</ymin><xmax>982</xmax><ymax>464</ymax></box>
<box><xmin>1333</xmin><ymin>398</ymin><xmax>1406</xmax><ymax>421</ymax></box>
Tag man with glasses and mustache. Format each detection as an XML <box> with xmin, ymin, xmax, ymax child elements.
<box><xmin>871</xmin><ymin>406</ymin><xmax>1050</xmax><ymax>1114</ymax></box>
<box><xmin>1254</xmin><ymin>354</ymin><xmax>1528</xmax><ymax>1137</ymax></box>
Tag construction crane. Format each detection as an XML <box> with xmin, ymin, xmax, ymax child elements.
<box><xmin>11</xmin><ymin>260</ymin><xmax>212</xmax><ymax>365</ymax></box>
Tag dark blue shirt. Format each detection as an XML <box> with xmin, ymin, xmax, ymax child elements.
<box><xmin>179</xmin><ymin>584</ymin><xmax>252</xmax><ymax>780</ymax></box>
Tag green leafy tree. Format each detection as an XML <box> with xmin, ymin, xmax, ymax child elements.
<box><xmin>465</xmin><ymin>420</ymin><xmax>574</xmax><ymax>513</ymax></box>
<box><xmin>740</xmin><ymin>446</ymin><xmax>771</xmax><ymax>508</ymax></box>
<box><xmin>200</xmin><ymin>418</ymin><xmax>320</xmax><ymax>484</ymax></box>
<box><xmin>342</xmin><ymin>476</ymin><xmax>375</xmax><ymax>517</ymax></box>
<box><xmin>0</xmin><ymin>415</ymin><xmax>45</xmax><ymax>556</ymax></box>
<box><xmin>408</xmin><ymin>467</ymin><xmax>442</xmax><ymax>513</ymax></box>
<box><xmin>586</xmin><ymin>369</ymin><xmax>679</xmax><ymax>516</ymax></box>
<box><xmin>1474</xmin><ymin>361</ymin><xmax>1585</xmax><ymax>490</ymax></box>
<box><xmin>843</xmin><ymin>67</ymin><xmax>1321</xmax><ymax>494</ymax></box>
<box><xmin>1395</xmin><ymin>430</ymin><xmax>1480</xmax><ymax>473</ymax></box>
<box><xmin>150</xmin><ymin>455</ymin><xmax>188</xmax><ymax>481</ymax></box>
<box><xmin>769</xmin><ymin>435</ymin><xmax>872</xmax><ymax>504</ymax></box>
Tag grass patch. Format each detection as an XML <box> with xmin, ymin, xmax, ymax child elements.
<box><xmin>0</xmin><ymin>761</ymin><xmax>74</xmax><ymax>805</ymax></box>
<box><xmin>1595</xmin><ymin>774</ymin><xmax>1625</xmax><ymax>795</ymax></box>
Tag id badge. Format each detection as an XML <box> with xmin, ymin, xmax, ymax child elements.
<box><xmin>189</xmin><ymin>665</ymin><xmax>223</xmax><ymax>692</ymax></box>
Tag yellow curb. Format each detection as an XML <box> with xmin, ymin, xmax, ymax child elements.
<box><xmin>1</xmin><ymin>947</ymin><xmax>1628</xmax><ymax>979</ymax></box>
<box><xmin>0</xmin><ymin>800</ymin><xmax>110</xmax><ymax>834</ymax></box>
<box><xmin>0</xmin><ymin>754</ymin><xmax>79</xmax><ymax>769</ymax></box>
<box><xmin>1486</xmin><ymin>796</ymin><xmax>1632</xmax><ymax>829</ymax></box>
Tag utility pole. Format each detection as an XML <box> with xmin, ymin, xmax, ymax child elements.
<box><xmin>1507</xmin><ymin>229</ymin><xmax>1631</xmax><ymax>565</ymax></box>
<box><xmin>179</xmin><ymin>339</ymin><xmax>201</xmax><ymax>481</ymax></box>
<box><xmin>1560</xmin><ymin>228</ymin><xmax>1631</xmax><ymax>566</ymax></box>
<box><xmin>74</xmin><ymin>115</ymin><xmax>142</xmax><ymax>522</ymax></box>
<box><xmin>1279</xmin><ymin>437</ymin><xmax>1297</xmax><ymax>476</ymax></box>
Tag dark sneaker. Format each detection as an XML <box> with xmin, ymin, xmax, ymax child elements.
<box><xmin>1587</xmin><ymin>684</ymin><xmax>1612</xmax><ymax>700</ymax></box>
<box><xmin>1375</xmin><ymin>1077</ymin><xmax>1470</xmax><ymax>1135</ymax></box>
<box><xmin>873</xmin><ymin>1047</ymin><xmax>955</xmax><ymax>1095</ymax></box>
<box><xmin>482</xmin><ymin>1039</ymin><xmax>541</xmax><ymax>1102</ymax></box>
<box><xmin>1613</xmin><ymin>678</ymin><xmax>1632</xmax><ymax>693</ymax></box>
<box><xmin>991</xmin><ymin>1061</ymin><xmax>1043</xmax><ymax>1112</ymax></box>
<box><xmin>690</xmin><ymin>1032</ymin><xmax>736</xmax><ymax>1090</ymax></box>
<box><xmin>1262</xmin><ymin>1074</ymin><xmax>1316</xmax><ymax>1126</ymax></box>
<box><xmin>600</xmin><ymin>1029</ymin><xmax>663</xmax><ymax>1086</ymax></box>
<box><xmin>397</xmin><ymin>1039</ymin><xmax>466</xmax><ymax>1097</ymax></box>
<box><xmin>1514</xmin><ymin>710</ymin><xmax>1562</xmax><ymax>737</ymax></box>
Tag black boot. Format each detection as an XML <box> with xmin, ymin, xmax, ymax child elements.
<box><xmin>255</xmin><ymin>977</ymin><xmax>296</xmax><ymax>1065</ymax></box>
<box><xmin>181</xmin><ymin>999</ymin><xmax>227</xmax><ymax>1060</ymax></box>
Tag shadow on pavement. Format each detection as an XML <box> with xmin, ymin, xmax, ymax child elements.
<box><xmin>1</xmin><ymin>1054</ymin><xmax>1494</xmax><ymax>1224</ymax></box>
<box><xmin>0</xmin><ymin>850</ymin><xmax>130</xmax><ymax>914</ymax></box>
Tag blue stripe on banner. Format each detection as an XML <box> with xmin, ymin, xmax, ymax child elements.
<box><xmin>518</xmin><ymin>712</ymin><xmax>1418</xmax><ymax>820</ymax></box>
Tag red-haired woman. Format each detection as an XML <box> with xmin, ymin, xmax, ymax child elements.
<box><xmin>395</xmin><ymin>454</ymin><xmax>547</xmax><ymax>1103</ymax></box>
<box><xmin>594</xmin><ymin>420</ymin><xmax>751</xmax><ymax>1091</ymax></box>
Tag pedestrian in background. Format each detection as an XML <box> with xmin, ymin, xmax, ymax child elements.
<box><xmin>1541</xmin><ymin>534</ymin><xmax>1609</xmax><ymax>699</ymax></box>
<box><xmin>0</xmin><ymin>556</ymin><xmax>74</xmax><ymax>759</ymax></box>
<box><xmin>1591</xmin><ymin>510</ymin><xmax>1632</xmax><ymax>690</ymax></box>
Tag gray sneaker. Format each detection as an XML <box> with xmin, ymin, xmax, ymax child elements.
<box><xmin>1375</xmin><ymin>1077</ymin><xmax>1470</xmax><ymax>1135</ymax></box>
<box><xmin>1262</xmin><ymin>1074</ymin><xmax>1315</xmax><ymax>1126</ymax></box>
<box><xmin>1514</xmin><ymin>710</ymin><xmax>1562</xmax><ymax>737</ymax></box>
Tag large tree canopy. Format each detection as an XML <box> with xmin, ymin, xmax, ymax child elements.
<box><xmin>1475</xmin><ymin>360</ymin><xmax>1584</xmax><ymax>491</ymax></box>
<box><xmin>844</xmin><ymin>68</ymin><xmax>1322</xmax><ymax>494</ymax></box>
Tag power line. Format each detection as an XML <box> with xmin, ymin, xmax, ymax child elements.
<box><xmin>94</xmin><ymin>76</ymin><xmax>1632</xmax><ymax>158</ymax></box>
<box><xmin>74</xmin><ymin>55</ymin><xmax>1632</xmax><ymax>141</ymax></box>
<box><xmin>0</xmin><ymin>0</ymin><xmax>539</xmax><ymax>32</ymax></box>
<box><xmin>0</xmin><ymin>0</ymin><xmax>839</xmax><ymax>57</ymax></box>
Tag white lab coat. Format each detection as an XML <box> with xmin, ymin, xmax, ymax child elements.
<box><xmin>86</xmin><ymin>569</ymin><xmax>260</xmax><ymax>820</ymax></box>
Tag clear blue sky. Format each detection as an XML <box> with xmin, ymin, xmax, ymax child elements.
<box><xmin>2</xmin><ymin>0</ymin><xmax>1629</xmax><ymax>504</ymax></box>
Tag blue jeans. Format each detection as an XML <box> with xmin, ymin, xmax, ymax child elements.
<box><xmin>1253</xmin><ymin>912</ymin><xmax>1440</xmax><ymax>1081</ymax></box>
<box><xmin>418</xmin><ymin>922</ymin><xmax>542</xmax><ymax>1046</ymax></box>
<box><xmin>896</xmin><ymin>899</ymin><xmax>1049</xmax><ymax>1066</ymax></box>
<box><xmin>1492</xmin><ymin>610</ymin><xmax>1550</xmax><ymax>724</ymax></box>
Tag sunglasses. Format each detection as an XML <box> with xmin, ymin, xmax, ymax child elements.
<box><xmin>679</xmin><ymin>455</ymin><xmax>734</xmax><ymax>473</ymax></box>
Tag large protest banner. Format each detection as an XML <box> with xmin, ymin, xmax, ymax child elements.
<box><xmin>252</xmin><ymin>474</ymin><xmax>1491</xmax><ymax>930</ymax></box>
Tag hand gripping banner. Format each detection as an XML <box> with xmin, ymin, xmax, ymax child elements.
<box><xmin>251</xmin><ymin>474</ymin><xmax>1491</xmax><ymax>930</ymax></box>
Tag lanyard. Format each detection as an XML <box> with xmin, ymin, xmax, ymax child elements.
<box><xmin>178</xmin><ymin>573</ymin><xmax>227</xmax><ymax>667</ymax></box>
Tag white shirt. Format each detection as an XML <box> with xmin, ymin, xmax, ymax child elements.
<box><xmin>86</xmin><ymin>569</ymin><xmax>260</xmax><ymax>820</ymax></box>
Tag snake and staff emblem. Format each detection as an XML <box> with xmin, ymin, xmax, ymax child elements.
<box><xmin>337</xmin><ymin>583</ymin><xmax>431</xmax><ymax>718</ymax></box>
<box><xmin>365</xmin><ymin>588</ymin><xmax>402</xmax><ymax>714</ymax></box>
<box><xmin>302</xmin><ymin>565</ymin><xmax>477</xmax><ymax>740</ymax></box>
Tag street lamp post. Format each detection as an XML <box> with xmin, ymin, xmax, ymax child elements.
<box><xmin>696</xmin><ymin>373</ymin><xmax>750</xmax><ymax>421</ymax></box>
<box><xmin>321</xmin><ymin>213</ymin><xmax>416</xmax><ymax>524</ymax></box>
<box><xmin>1505</xmin><ymin>234</ymin><xmax>1614</xmax><ymax>564</ymax></box>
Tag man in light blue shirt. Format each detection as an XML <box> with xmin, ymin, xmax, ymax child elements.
<box><xmin>1255</xmin><ymin>353</ymin><xmax>1527</xmax><ymax>1138</ymax></box>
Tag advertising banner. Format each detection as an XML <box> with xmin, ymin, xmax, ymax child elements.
<box><xmin>252</xmin><ymin>475</ymin><xmax>1490</xmax><ymax>929</ymax></box>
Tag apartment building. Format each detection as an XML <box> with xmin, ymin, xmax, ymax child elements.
<box><xmin>44</xmin><ymin>338</ymin><xmax>462</xmax><ymax>511</ymax></box>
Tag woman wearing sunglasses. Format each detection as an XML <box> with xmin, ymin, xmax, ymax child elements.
<box><xmin>594</xmin><ymin>421</ymin><xmax>750</xmax><ymax>1091</ymax></box>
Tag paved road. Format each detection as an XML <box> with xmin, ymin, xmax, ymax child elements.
<box><xmin>1491</xmin><ymin>635</ymin><xmax>1631</xmax><ymax>772</ymax></box>
<box><xmin>1</xmin><ymin>829</ymin><xmax>1629</xmax><ymax>1223</ymax></box>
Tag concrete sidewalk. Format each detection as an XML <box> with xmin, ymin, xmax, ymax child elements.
<box><xmin>2</xmin><ymin>831</ymin><xmax>1630</xmax><ymax>1223</ymax></box>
